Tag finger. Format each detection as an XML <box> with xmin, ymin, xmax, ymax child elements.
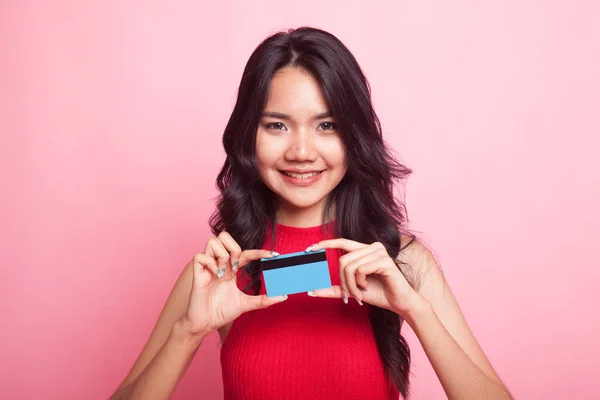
<box><xmin>241</xmin><ymin>293</ymin><xmax>288</xmax><ymax>313</ymax></box>
<box><xmin>346</xmin><ymin>248</ymin><xmax>387</xmax><ymax>288</ymax></box>
<box><xmin>217</xmin><ymin>231</ymin><xmax>242</xmax><ymax>269</ymax></box>
<box><xmin>308</xmin><ymin>286</ymin><xmax>363</xmax><ymax>306</ymax></box>
<box><xmin>307</xmin><ymin>238</ymin><xmax>368</xmax><ymax>253</ymax></box>
<box><xmin>337</xmin><ymin>247</ymin><xmax>378</xmax><ymax>305</ymax></box>
<box><xmin>237</xmin><ymin>249</ymin><xmax>280</xmax><ymax>270</ymax></box>
<box><xmin>344</xmin><ymin>262</ymin><xmax>362</xmax><ymax>302</ymax></box>
<box><xmin>338</xmin><ymin>259</ymin><xmax>350</xmax><ymax>304</ymax></box>
<box><xmin>192</xmin><ymin>253</ymin><xmax>219</xmax><ymax>285</ymax></box>
<box><xmin>307</xmin><ymin>285</ymin><xmax>343</xmax><ymax>298</ymax></box>
<box><xmin>344</xmin><ymin>250</ymin><xmax>389</xmax><ymax>301</ymax></box>
<box><xmin>356</xmin><ymin>271</ymin><xmax>368</xmax><ymax>290</ymax></box>
<box><xmin>217</xmin><ymin>231</ymin><xmax>242</xmax><ymax>279</ymax></box>
<box><xmin>338</xmin><ymin>244</ymin><xmax>382</xmax><ymax>271</ymax></box>
<box><xmin>355</xmin><ymin>256</ymin><xmax>402</xmax><ymax>281</ymax></box>
<box><xmin>204</xmin><ymin>238</ymin><xmax>230</xmax><ymax>278</ymax></box>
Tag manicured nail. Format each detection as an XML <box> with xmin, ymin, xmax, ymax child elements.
<box><xmin>279</xmin><ymin>295</ymin><xmax>288</xmax><ymax>301</ymax></box>
<box><xmin>356</xmin><ymin>298</ymin><xmax>363</xmax><ymax>306</ymax></box>
<box><xmin>217</xmin><ymin>269</ymin><xmax>224</xmax><ymax>278</ymax></box>
<box><xmin>307</xmin><ymin>291</ymin><xmax>316</xmax><ymax>297</ymax></box>
<box><xmin>305</xmin><ymin>244</ymin><xmax>317</xmax><ymax>252</ymax></box>
<box><xmin>270</xmin><ymin>251</ymin><xmax>280</xmax><ymax>257</ymax></box>
<box><xmin>232</xmin><ymin>259</ymin><xmax>239</xmax><ymax>272</ymax></box>
<box><xmin>342</xmin><ymin>291</ymin><xmax>349</xmax><ymax>304</ymax></box>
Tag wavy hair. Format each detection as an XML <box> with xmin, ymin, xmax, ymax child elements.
<box><xmin>209</xmin><ymin>27</ymin><xmax>417</xmax><ymax>397</ymax></box>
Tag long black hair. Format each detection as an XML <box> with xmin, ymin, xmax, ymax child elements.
<box><xmin>210</xmin><ymin>27</ymin><xmax>417</xmax><ymax>398</ymax></box>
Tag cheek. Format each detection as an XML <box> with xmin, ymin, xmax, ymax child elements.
<box><xmin>322</xmin><ymin>139</ymin><xmax>347</xmax><ymax>170</ymax></box>
<box><xmin>337</xmin><ymin>148</ymin><xmax>347</xmax><ymax>169</ymax></box>
<box><xmin>255</xmin><ymin>135</ymin><xmax>279</xmax><ymax>170</ymax></box>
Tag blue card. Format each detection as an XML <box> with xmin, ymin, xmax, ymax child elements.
<box><xmin>261</xmin><ymin>249</ymin><xmax>332</xmax><ymax>297</ymax></box>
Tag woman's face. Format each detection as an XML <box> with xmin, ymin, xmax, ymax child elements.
<box><xmin>256</xmin><ymin>66</ymin><xmax>347</xmax><ymax>218</ymax></box>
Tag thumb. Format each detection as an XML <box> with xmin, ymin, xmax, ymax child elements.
<box><xmin>308</xmin><ymin>285</ymin><xmax>343</xmax><ymax>299</ymax></box>
<box><xmin>241</xmin><ymin>293</ymin><xmax>288</xmax><ymax>313</ymax></box>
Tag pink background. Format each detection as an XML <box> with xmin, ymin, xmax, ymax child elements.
<box><xmin>2</xmin><ymin>1</ymin><xmax>599</xmax><ymax>399</ymax></box>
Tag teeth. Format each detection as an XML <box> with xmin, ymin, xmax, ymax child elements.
<box><xmin>283</xmin><ymin>171</ymin><xmax>321</xmax><ymax>179</ymax></box>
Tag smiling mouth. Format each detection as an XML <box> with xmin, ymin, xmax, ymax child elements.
<box><xmin>279</xmin><ymin>170</ymin><xmax>324</xmax><ymax>179</ymax></box>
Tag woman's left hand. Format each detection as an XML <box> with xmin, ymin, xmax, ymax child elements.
<box><xmin>307</xmin><ymin>239</ymin><xmax>428</xmax><ymax>318</ymax></box>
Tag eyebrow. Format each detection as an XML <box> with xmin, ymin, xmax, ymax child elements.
<box><xmin>262</xmin><ymin>111</ymin><xmax>333</xmax><ymax>120</ymax></box>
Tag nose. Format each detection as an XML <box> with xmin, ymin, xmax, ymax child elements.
<box><xmin>284</xmin><ymin>129</ymin><xmax>318</xmax><ymax>162</ymax></box>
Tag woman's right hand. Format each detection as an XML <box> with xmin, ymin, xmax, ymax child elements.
<box><xmin>180</xmin><ymin>231</ymin><xmax>287</xmax><ymax>337</ymax></box>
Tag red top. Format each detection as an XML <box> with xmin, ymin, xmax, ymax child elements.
<box><xmin>220</xmin><ymin>222</ymin><xmax>399</xmax><ymax>400</ymax></box>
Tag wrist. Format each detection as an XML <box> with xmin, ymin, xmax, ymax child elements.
<box><xmin>172</xmin><ymin>318</ymin><xmax>210</xmax><ymax>347</ymax></box>
<box><xmin>397</xmin><ymin>294</ymin><xmax>434</xmax><ymax>327</ymax></box>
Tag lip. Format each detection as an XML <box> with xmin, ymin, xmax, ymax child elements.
<box><xmin>278</xmin><ymin>170</ymin><xmax>324</xmax><ymax>187</ymax></box>
<box><xmin>280</xmin><ymin>169</ymin><xmax>324</xmax><ymax>174</ymax></box>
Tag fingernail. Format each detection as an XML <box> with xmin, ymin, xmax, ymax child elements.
<box><xmin>305</xmin><ymin>244</ymin><xmax>317</xmax><ymax>252</ymax></box>
<box><xmin>307</xmin><ymin>290</ymin><xmax>316</xmax><ymax>297</ymax></box>
<box><xmin>232</xmin><ymin>259</ymin><xmax>239</xmax><ymax>272</ymax></box>
<box><xmin>343</xmin><ymin>291</ymin><xmax>349</xmax><ymax>304</ymax></box>
<box><xmin>280</xmin><ymin>295</ymin><xmax>288</xmax><ymax>301</ymax></box>
<box><xmin>270</xmin><ymin>251</ymin><xmax>280</xmax><ymax>257</ymax></box>
<box><xmin>217</xmin><ymin>269</ymin><xmax>224</xmax><ymax>278</ymax></box>
<box><xmin>356</xmin><ymin>298</ymin><xmax>363</xmax><ymax>306</ymax></box>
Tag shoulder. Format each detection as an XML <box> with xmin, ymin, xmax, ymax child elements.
<box><xmin>398</xmin><ymin>234</ymin><xmax>436</xmax><ymax>266</ymax></box>
<box><xmin>397</xmin><ymin>234</ymin><xmax>443</xmax><ymax>291</ymax></box>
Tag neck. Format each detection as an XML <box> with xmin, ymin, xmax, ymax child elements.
<box><xmin>275</xmin><ymin>199</ymin><xmax>335</xmax><ymax>228</ymax></box>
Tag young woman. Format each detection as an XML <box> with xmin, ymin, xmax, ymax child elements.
<box><xmin>111</xmin><ymin>27</ymin><xmax>512</xmax><ymax>399</ymax></box>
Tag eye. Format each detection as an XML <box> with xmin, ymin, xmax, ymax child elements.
<box><xmin>318</xmin><ymin>122</ymin><xmax>337</xmax><ymax>131</ymax></box>
<box><xmin>265</xmin><ymin>122</ymin><xmax>287</xmax><ymax>131</ymax></box>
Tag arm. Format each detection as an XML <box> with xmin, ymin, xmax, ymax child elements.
<box><xmin>110</xmin><ymin>261</ymin><xmax>200</xmax><ymax>400</ymax></box>
<box><xmin>111</xmin><ymin>319</ymin><xmax>206</xmax><ymax>400</ymax></box>
<box><xmin>110</xmin><ymin>235</ymin><xmax>285</xmax><ymax>400</ymax></box>
<box><xmin>399</xmin><ymin>240</ymin><xmax>513</xmax><ymax>400</ymax></box>
<box><xmin>310</xmin><ymin>238</ymin><xmax>513</xmax><ymax>399</ymax></box>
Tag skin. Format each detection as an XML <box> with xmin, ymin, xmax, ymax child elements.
<box><xmin>111</xmin><ymin>67</ymin><xmax>513</xmax><ymax>399</ymax></box>
<box><xmin>256</xmin><ymin>66</ymin><xmax>347</xmax><ymax>227</ymax></box>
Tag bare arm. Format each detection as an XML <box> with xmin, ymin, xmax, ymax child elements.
<box><xmin>400</xmin><ymin>240</ymin><xmax>513</xmax><ymax>400</ymax></box>
<box><xmin>110</xmin><ymin>261</ymin><xmax>199</xmax><ymax>399</ymax></box>
<box><xmin>111</xmin><ymin>319</ymin><xmax>206</xmax><ymax>400</ymax></box>
<box><xmin>110</xmin><ymin>234</ymin><xmax>286</xmax><ymax>399</ymax></box>
<box><xmin>310</xmin><ymin>237</ymin><xmax>512</xmax><ymax>399</ymax></box>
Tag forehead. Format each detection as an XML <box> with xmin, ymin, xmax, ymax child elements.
<box><xmin>263</xmin><ymin>67</ymin><xmax>330</xmax><ymax>116</ymax></box>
